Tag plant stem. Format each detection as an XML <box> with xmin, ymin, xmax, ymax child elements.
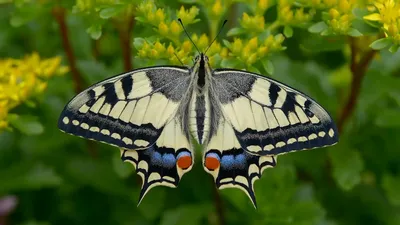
<box><xmin>337</xmin><ymin>37</ymin><xmax>377</xmax><ymax>133</ymax></box>
<box><xmin>53</xmin><ymin>6</ymin><xmax>97</xmax><ymax>158</ymax></box>
<box><xmin>117</xmin><ymin>17</ymin><xmax>135</xmax><ymax>71</ymax></box>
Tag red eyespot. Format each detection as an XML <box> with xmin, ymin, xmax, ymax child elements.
<box><xmin>177</xmin><ymin>155</ymin><xmax>192</xmax><ymax>169</ymax></box>
<box><xmin>205</xmin><ymin>156</ymin><xmax>220</xmax><ymax>170</ymax></box>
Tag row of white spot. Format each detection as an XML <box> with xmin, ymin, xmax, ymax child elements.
<box><xmin>62</xmin><ymin>116</ymin><xmax>150</xmax><ymax>147</ymax></box>
<box><xmin>246</xmin><ymin>128</ymin><xmax>335</xmax><ymax>153</ymax></box>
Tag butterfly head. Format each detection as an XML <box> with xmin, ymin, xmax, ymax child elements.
<box><xmin>194</xmin><ymin>53</ymin><xmax>209</xmax><ymax>64</ymax></box>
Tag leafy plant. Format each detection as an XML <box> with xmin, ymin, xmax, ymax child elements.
<box><xmin>1</xmin><ymin>0</ymin><xmax>400</xmax><ymax>225</ymax></box>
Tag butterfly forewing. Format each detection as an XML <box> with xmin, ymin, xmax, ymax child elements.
<box><xmin>58</xmin><ymin>67</ymin><xmax>191</xmax><ymax>150</ymax></box>
<box><xmin>211</xmin><ymin>69</ymin><xmax>338</xmax><ymax>156</ymax></box>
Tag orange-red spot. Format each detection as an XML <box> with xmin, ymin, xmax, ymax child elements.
<box><xmin>205</xmin><ymin>156</ymin><xmax>220</xmax><ymax>170</ymax></box>
<box><xmin>177</xmin><ymin>155</ymin><xmax>192</xmax><ymax>169</ymax></box>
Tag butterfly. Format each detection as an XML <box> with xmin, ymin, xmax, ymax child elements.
<box><xmin>58</xmin><ymin>19</ymin><xmax>338</xmax><ymax>208</ymax></box>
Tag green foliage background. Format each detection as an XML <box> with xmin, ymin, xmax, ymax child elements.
<box><xmin>1</xmin><ymin>0</ymin><xmax>400</xmax><ymax>225</ymax></box>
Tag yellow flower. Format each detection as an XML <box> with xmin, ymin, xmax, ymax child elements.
<box><xmin>0</xmin><ymin>53</ymin><xmax>68</xmax><ymax>132</ymax></box>
<box><xmin>177</xmin><ymin>6</ymin><xmax>199</xmax><ymax>25</ymax></box>
<box><xmin>182</xmin><ymin>40</ymin><xmax>193</xmax><ymax>53</ymax></box>
<box><xmin>154</xmin><ymin>9</ymin><xmax>166</xmax><ymax>25</ymax></box>
<box><xmin>231</xmin><ymin>38</ymin><xmax>243</xmax><ymax>55</ymax></box>
<box><xmin>364</xmin><ymin>0</ymin><xmax>400</xmax><ymax>26</ymax></box>
<box><xmin>197</xmin><ymin>34</ymin><xmax>209</xmax><ymax>52</ymax></box>
<box><xmin>212</xmin><ymin>0</ymin><xmax>223</xmax><ymax>17</ymax></box>
<box><xmin>240</xmin><ymin>13</ymin><xmax>265</xmax><ymax>32</ymax></box>
<box><xmin>158</xmin><ymin>22</ymin><xmax>169</xmax><ymax>36</ymax></box>
<box><xmin>170</xmin><ymin>20</ymin><xmax>182</xmax><ymax>35</ymax></box>
<box><xmin>167</xmin><ymin>44</ymin><xmax>175</xmax><ymax>57</ymax></box>
<box><xmin>257</xmin><ymin>0</ymin><xmax>269</xmax><ymax>14</ymax></box>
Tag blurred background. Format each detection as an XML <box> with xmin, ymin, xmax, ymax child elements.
<box><xmin>1</xmin><ymin>0</ymin><xmax>400</xmax><ymax>225</ymax></box>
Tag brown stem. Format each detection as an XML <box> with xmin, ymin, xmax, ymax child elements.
<box><xmin>92</xmin><ymin>38</ymin><xmax>100</xmax><ymax>60</ymax></box>
<box><xmin>337</xmin><ymin>37</ymin><xmax>377</xmax><ymax>133</ymax></box>
<box><xmin>117</xmin><ymin>17</ymin><xmax>134</xmax><ymax>72</ymax></box>
<box><xmin>53</xmin><ymin>6</ymin><xmax>97</xmax><ymax>158</ymax></box>
<box><xmin>212</xmin><ymin>181</ymin><xmax>225</xmax><ymax>225</ymax></box>
<box><xmin>52</xmin><ymin>7</ymin><xmax>83</xmax><ymax>93</ymax></box>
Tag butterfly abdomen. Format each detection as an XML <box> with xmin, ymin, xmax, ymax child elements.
<box><xmin>188</xmin><ymin>92</ymin><xmax>211</xmax><ymax>145</ymax></box>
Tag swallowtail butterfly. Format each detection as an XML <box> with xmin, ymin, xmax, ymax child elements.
<box><xmin>58</xmin><ymin>19</ymin><xmax>338</xmax><ymax>207</ymax></box>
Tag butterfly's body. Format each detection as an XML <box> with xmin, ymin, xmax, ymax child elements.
<box><xmin>58</xmin><ymin>53</ymin><xmax>338</xmax><ymax>207</ymax></box>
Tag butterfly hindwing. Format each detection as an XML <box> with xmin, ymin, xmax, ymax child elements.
<box><xmin>121</xmin><ymin>117</ymin><xmax>194</xmax><ymax>204</ymax></box>
<box><xmin>203</xmin><ymin>117</ymin><xmax>277</xmax><ymax>207</ymax></box>
<box><xmin>211</xmin><ymin>69</ymin><xmax>338</xmax><ymax>156</ymax></box>
<box><xmin>58</xmin><ymin>67</ymin><xmax>191</xmax><ymax>149</ymax></box>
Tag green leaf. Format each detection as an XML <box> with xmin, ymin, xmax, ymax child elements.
<box><xmin>375</xmin><ymin>109</ymin><xmax>400</xmax><ymax>127</ymax></box>
<box><xmin>308</xmin><ymin>21</ymin><xmax>328</xmax><ymax>33</ymax></box>
<box><xmin>247</xmin><ymin>66</ymin><xmax>260</xmax><ymax>74</ymax></box>
<box><xmin>370</xmin><ymin>38</ymin><xmax>392</xmax><ymax>50</ymax></box>
<box><xmin>329</xmin><ymin>146</ymin><xmax>364</xmax><ymax>191</ymax></box>
<box><xmin>99</xmin><ymin>6</ymin><xmax>122</xmax><ymax>19</ymax></box>
<box><xmin>352</xmin><ymin>8</ymin><xmax>370</xmax><ymax>19</ymax></box>
<box><xmin>347</xmin><ymin>28</ymin><xmax>363</xmax><ymax>37</ymax></box>
<box><xmin>227</xmin><ymin>27</ymin><xmax>246</xmax><ymax>36</ymax></box>
<box><xmin>133</xmin><ymin>37</ymin><xmax>146</xmax><ymax>50</ymax></box>
<box><xmin>86</xmin><ymin>24</ymin><xmax>102</xmax><ymax>40</ymax></box>
<box><xmin>389</xmin><ymin>44</ymin><xmax>399</xmax><ymax>53</ymax></box>
<box><xmin>283</xmin><ymin>26</ymin><xmax>293</xmax><ymax>38</ymax></box>
<box><xmin>222</xmin><ymin>39</ymin><xmax>232</xmax><ymax>49</ymax></box>
<box><xmin>262</xmin><ymin>60</ymin><xmax>274</xmax><ymax>75</ymax></box>
<box><xmin>8</xmin><ymin>114</ymin><xmax>44</xmax><ymax>135</ymax></box>
<box><xmin>382</xmin><ymin>174</ymin><xmax>400</xmax><ymax>205</ymax></box>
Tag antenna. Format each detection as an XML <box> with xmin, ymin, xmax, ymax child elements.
<box><xmin>178</xmin><ymin>18</ymin><xmax>201</xmax><ymax>54</ymax></box>
<box><xmin>205</xmin><ymin>19</ymin><xmax>227</xmax><ymax>54</ymax></box>
<box><xmin>173</xmin><ymin>52</ymin><xmax>185</xmax><ymax>66</ymax></box>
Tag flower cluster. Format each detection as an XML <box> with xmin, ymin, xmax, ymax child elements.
<box><xmin>278</xmin><ymin>0</ymin><xmax>316</xmax><ymax>27</ymax></box>
<box><xmin>227</xmin><ymin>35</ymin><xmax>285</xmax><ymax>66</ymax></box>
<box><xmin>0</xmin><ymin>53</ymin><xmax>68</xmax><ymax>131</ymax></box>
<box><xmin>136</xmin><ymin>33</ymin><xmax>227</xmax><ymax>67</ymax></box>
<box><xmin>364</xmin><ymin>0</ymin><xmax>400</xmax><ymax>47</ymax></box>
<box><xmin>303</xmin><ymin>0</ymin><xmax>359</xmax><ymax>36</ymax></box>
<box><xmin>136</xmin><ymin>2</ymin><xmax>199</xmax><ymax>45</ymax></box>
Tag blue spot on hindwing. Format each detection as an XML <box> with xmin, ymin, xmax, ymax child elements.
<box><xmin>162</xmin><ymin>153</ymin><xmax>176</xmax><ymax>168</ymax></box>
<box><xmin>221</xmin><ymin>153</ymin><xmax>247</xmax><ymax>169</ymax></box>
<box><xmin>206</xmin><ymin>152</ymin><xmax>220</xmax><ymax>160</ymax></box>
<box><xmin>221</xmin><ymin>155</ymin><xmax>235</xmax><ymax>169</ymax></box>
<box><xmin>152</xmin><ymin>151</ymin><xmax>162</xmax><ymax>165</ymax></box>
<box><xmin>177</xmin><ymin>151</ymin><xmax>191</xmax><ymax>159</ymax></box>
<box><xmin>235</xmin><ymin>154</ymin><xmax>246</xmax><ymax>169</ymax></box>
